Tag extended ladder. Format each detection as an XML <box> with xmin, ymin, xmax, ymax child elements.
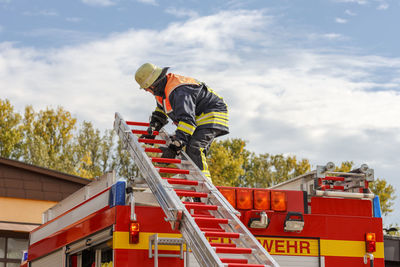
<box><xmin>270</xmin><ymin>162</ymin><xmax>375</xmax><ymax>200</ymax></box>
<box><xmin>114</xmin><ymin>112</ymin><xmax>278</xmax><ymax>267</ymax></box>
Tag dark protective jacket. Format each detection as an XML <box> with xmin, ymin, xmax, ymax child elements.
<box><xmin>153</xmin><ymin>73</ymin><xmax>229</xmax><ymax>145</ymax></box>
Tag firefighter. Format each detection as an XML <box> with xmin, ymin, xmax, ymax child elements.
<box><xmin>135</xmin><ymin>63</ymin><xmax>229</xmax><ymax>180</ymax></box>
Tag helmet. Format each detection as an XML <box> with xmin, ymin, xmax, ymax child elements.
<box><xmin>135</xmin><ymin>63</ymin><xmax>164</xmax><ymax>89</ymax></box>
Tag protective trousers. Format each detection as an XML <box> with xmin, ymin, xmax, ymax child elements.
<box><xmin>185</xmin><ymin>128</ymin><xmax>222</xmax><ymax>181</ymax></box>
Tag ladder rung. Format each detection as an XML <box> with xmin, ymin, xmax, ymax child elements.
<box><xmin>164</xmin><ymin>178</ymin><xmax>199</xmax><ymax>186</ymax></box>
<box><xmin>320</xmin><ymin>185</ymin><xmax>345</xmax><ymax>190</ymax></box>
<box><xmin>182</xmin><ymin>201</ymin><xmax>205</xmax><ymax>205</ymax></box>
<box><xmin>196</xmin><ymin>217</ymin><xmax>229</xmax><ymax>224</ymax></box>
<box><xmin>323</xmin><ymin>176</ymin><xmax>345</xmax><ymax>181</ymax></box>
<box><xmin>200</xmin><ymin>227</ymin><xmax>224</xmax><ymax>232</ymax></box>
<box><xmin>221</xmin><ymin>258</ymin><xmax>248</xmax><ymax>264</ymax></box>
<box><xmin>215</xmin><ymin>247</ymin><xmax>252</xmax><ymax>254</ymax></box>
<box><xmin>144</xmin><ymin>147</ymin><xmax>162</xmax><ymax>153</ymax></box>
<box><xmin>210</xmin><ymin>243</ymin><xmax>236</xmax><ymax>248</ymax></box>
<box><xmin>132</xmin><ymin>129</ymin><xmax>159</xmax><ymax>135</ymax></box>
<box><xmin>158</xmin><ymin>167</ymin><xmax>190</xmax><ymax>174</ymax></box>
<box><xmin>204</xmin><ymin>232</ymin><xmax>239</xmax><ymax>238</ymax></box>
<box><xmin>126</xmin><ymin>121</ymin><xmax>150</xmax><ymax>126</ymax></box>
<box><xmin>185</xmin><ymin>203</ymin><xmax>217</xmax><ymax>210</ymax></box>
<box><xmin>152</xmin><ymin>157</ymin><xmax>181</xmax><ymax>164</ymax></box>
<box><xmin>227</xmin><ymin>264</ymin><xmax>267</xmax><ymax>267</ymax></box>
<box><xmin>138</xmin><ymin>138</ymin><xmax>166</xmax><ymax>144</ymax></box>
<box><xmin>174</xmin><ymin>190</ymin><xmax>207</xmax><ymax>198</ymax></box>
<box><xmin>192</xmin><ymin>214</ymin><xmax>213</xmax><ymax>218</ymax></box>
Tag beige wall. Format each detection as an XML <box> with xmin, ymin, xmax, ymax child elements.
<box><xmin>0</xmin><ymin>197</ymin><xmax>57</xmax><ymax>224</ymax></box>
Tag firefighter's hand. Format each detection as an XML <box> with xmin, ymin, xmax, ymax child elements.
<box><xmin>161</xmin><ymin>139</ymin><xmax>183</xmax><ymax>159</ymax></box>
<box><xmin>160</xmin><ymin>146</ymin><xmax>176</xmax><ymax>159</ymax></box>
<box><xmin>139</xmin><ymin>126</ymin><xmax>156</xmax><ymax>140</ymax></box>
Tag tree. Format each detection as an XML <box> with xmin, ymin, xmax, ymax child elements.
<box><xmin>0</xmin><ymin>99</ymin><xmax>23</xmax><ymax>159</ymax></box>
<box><xmin>370</xmin><ymin>178</ymin><xmax>396</xmax><ymax>216</ymax></box>
<box><xmin>208</xmin><ymin>138</ymin><xmax>249</xmax><ymax>186</ymax></box>
<box><xmin>73</xmin><ymin>121</ymin><xmax>103</xmax><ymax>178</ymax></box>
<box><xmin>208</xmin><ymin>138</ymin><xmax>310</xmax><ymax>187</ymax></box>
<box><xmin>21</xmin><ymin>105</ymin><xmax>77</xmax><ymax>173</ymax></box>
<box><xmin>112</xmin><ymin>140</ymin><xmax>140</xmax><ymax>179</ymax></box>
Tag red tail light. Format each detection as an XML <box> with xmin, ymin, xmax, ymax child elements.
<box><xmin>236</xmin><ymin>188</ymin><xmax>253</xmax><ymax>210</ymax></box>
<box><xmin>365</xmin><ymin>232</ymin><xmax>376</xmax><ymax>253</ymax></box>
<box><xmin>129</xmin><ymin>221</ymin><xmax>140</xmax><ymax>244</ymax></box>
<box><xmin>271</xmin><ymin>191</ymin><xmax>287</xmax><ymax>211</ymax></box>
<box><xmin>254</xmin><ymin>189</ymin><xmax>270</xmax><ymax>210</ymax></box>
<box><xmin>219</xmin><ymin>188</ymin><xmax>236</xmax><ymax>208</ymax></box>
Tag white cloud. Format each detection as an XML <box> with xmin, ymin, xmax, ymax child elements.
<box><xmin>333</xmin><ymin>0</ymin><xmax>368</xmax><ymax>4</ymax></box>
<box><xmin>165</xmin><ymin>7</ymin><xmax>198</xmax><ymax>18</ymax></box>
<box><xmin>1</xmin><ymin>9</ymin><xmax>400</xmax><ymax>223</ymax></box>
<box><xmin>335</xmin><ymin>17</ymin><xmax>348</xmax><ymax>23</ymax></box>
<box><xmin>345</xmin><ymin>9</ymin><xmax>357</xmax><ymax>15</ymax></box>
<box><xmin>81</xmin><ymin>0</ymin><xmax>115</xmax><ymax>7</ymax></box>
<box><xmin>22</xmin><ymin>10</ymin><xmax>58</xmax><ymax>16</ymax></box>
<box><xmin>377</xmin><ymin>3</ymin><xmax>389</xmax><ymax>9</ymax></box>
<box><xmin>66</xmin><ymin>17</ymin><xmax>83</xmax><ymax>23</ymax></box>
<box><xmin>323</xmin><ymin>33</ymin><xmax>343</xmax><ymax>39</ymax></box>
<box><xmin>136</xmin><ymin>0</ymin><xmax>157</xmax><ymax>6</ymax></box>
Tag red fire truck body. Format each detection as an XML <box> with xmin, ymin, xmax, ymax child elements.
<box><xmin>21</xmin><ymin>172</ymin><xmax>384</xmax><ymax>267</ymax></box>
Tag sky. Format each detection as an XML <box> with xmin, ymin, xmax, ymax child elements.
<box><xmin>0</xmin><ymin>0</ymin><xmax>399</xmax><ymax>225</ymax></box>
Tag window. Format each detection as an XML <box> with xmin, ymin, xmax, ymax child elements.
<box><xmin>67</xmin><ymin>241</ymin><xmax>113</xmax><ymax>267</ymax></box>
<box><xmin>0</xmin><ymin>232</ymin><xmax>28</xmax><ymax>267</ymax></box>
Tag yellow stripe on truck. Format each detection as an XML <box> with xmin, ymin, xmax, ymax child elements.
<box><xmin>114</xmin><ymin>232</ymin><xmax>384</xmax><ymax>259</ymax></box>
<box><xmin>320</xmin><ymin>239</ymin><xmax>384</xmax><ymax>258</ymax></box>
<box><xmin>113</xmin><ymin>231</ymin><xmax>183</xmax><ymax>251</ymax></box>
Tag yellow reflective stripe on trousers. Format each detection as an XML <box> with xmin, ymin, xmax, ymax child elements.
<box><xmin>177</xmin><ymin>121</ymin><xmax>196</xmax><ymax>135</ymax></box>
<box><xmin>197</xmin><ymin>118</ymin><xmax>228</xmax><ymax>127</ymax></box>
<box><xmin>196</xmin><ymin>112</ymin><xmax>229</xmax><ymax>127</ymax></box>
<box><xmin>199</xmin><ymin>148</ymin><xmax>212</xmax><ymax>182</ymax></box>
<box><xmin>196</xmin><ymin>112</ymin><xmax>228</xmax><ymax>121</ymax></box>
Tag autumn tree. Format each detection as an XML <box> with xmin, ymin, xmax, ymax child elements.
<box><xmin>208</xmin><ymin>138</ymin><xmax>310</xmax><ymax>187</ymax></box>
<box><xmin>369</xmin><ymin>178</ymin><xmax>396</xmax><ymax>216</ymax></box>
<box><xmin>244</xmin><ymin>153</ymin><xmax>310</xmax><ymax>188</ymax></box>
<box><xmin>112</xmin><ymin>140</ymin><xmax>140</xmax><ymax>179</ymax></box>
<box><xmin>0</xmin><ymin>99</ymin><xmax>23</xmax><ymax>159</ymax></box>
<box><xmin>208</xmin><ymin>138</ymin><xmax>249</xmax><ymax>186</ymax></box>
<box><xmin>73</xmin><ymin>121</ymin><xmax>104</xmax><ymax>178</ymax></box>
<box><xmin>21</xmin><ymin>105</ymin><xmax>77</xmax><ymax>173</ymax></box>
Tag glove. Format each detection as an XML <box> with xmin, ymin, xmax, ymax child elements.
<box><xmin>139</xmin><ymin>123</ymin><xmax>159</xmax><ymax>140</ymax></box>
<box><xmin>161</xmin><ymin>138</ymin><xmax>183</xmax><ymax>159</ymax></box>
<box><xmin>140</xmin><ymin>111</ymin><xmax>168</xmax><ymax>139</ymax></box>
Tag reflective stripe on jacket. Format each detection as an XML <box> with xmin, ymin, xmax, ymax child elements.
<box><xmin>154</xmin><ymin>73</ymin><xmax>229</xmax><ymax>144</ymax></box>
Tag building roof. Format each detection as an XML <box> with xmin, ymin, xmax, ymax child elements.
<box><xmin>0</xmin><ymin>157</ymin><xmax>90</xmax><ymax>185</ymax></box>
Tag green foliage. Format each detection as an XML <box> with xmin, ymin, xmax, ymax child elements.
<box><xmin>370</xmin><ymin>178</ymin><xmax>396</xmax><ymax>216</ymax></box>
<box><xmin>0</xmin><ymin>99</ymin><xmax>139</xmax><ymax>179</ymax></box>
<box><xmin>208</xmin><ymin>138</ymin><xmax>249</xmax><ymax>186</ymax></box>
<box><xmin>21</xmin><ymin>105</ymin><xmax>77</xmax><ymax>173</ymax></box>
<box><xmin>73</xmin><ymin>121</ymin><xmax>103</xmax><ymax>178</ymax></box>
<box><xmin>112</xmin><ymin>140</ymin><xmax>140</xmax><ymax>179</ymax></box>
<box><xmin>208</xmin><ymin>138</ymin><xmax>310</xmax><ymax>188</ymax></box>
<box><xmin>335</xmin><ymin>161</ymin><xmax>354</xmax><ymax>172</ymax></box>
<box><xmin>0</xmin><ymin>99</ymin><xmax>23</xmax><ymax>159</ymax></box>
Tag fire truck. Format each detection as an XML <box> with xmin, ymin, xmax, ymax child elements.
<box><xmin>21</xmin><ymin>113</ymin><xmax>384</xmax><ymax>267</ymax></box>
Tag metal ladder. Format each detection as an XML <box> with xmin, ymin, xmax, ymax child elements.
<box><xmin>270</xmin><ymin>162</ymin><xmax>375</xmax><ymax>200</ymax></box>
<box><xmin>114</xmin><ymin>112</ymin><xmax>278</xmax><ymax>267</ymax></box>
